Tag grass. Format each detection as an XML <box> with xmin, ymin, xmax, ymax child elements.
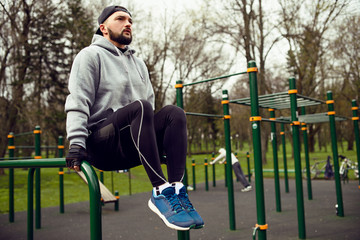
<box><xmin>0</xmin><ymin>141</ymin><xmax>358</xmax><ymax>214</ymax></box>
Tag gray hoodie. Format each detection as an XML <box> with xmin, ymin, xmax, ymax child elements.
<box><xmin>65</xmin><ymin>34</ymin><xmax>154</xmax><ymax>148</ymax></box>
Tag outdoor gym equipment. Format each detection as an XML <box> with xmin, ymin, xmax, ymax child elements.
<box><xmin>175</xmin><ymin>70</ymin><xmax>248</xmax><ymax>239</ymax></box>
<box><xmin>0</xmin><ymin>159</ymin><xmax>102</xmax><ymax>240</ymax></box>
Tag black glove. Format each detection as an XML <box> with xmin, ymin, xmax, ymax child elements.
<box><xmin>66</xmin><ymin>145</ymin><xmax>87</xmax><ymax>170</ymax></box>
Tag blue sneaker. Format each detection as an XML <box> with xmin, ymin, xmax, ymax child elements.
<box><xmin>148</xmin><ymin>187</ymin><xmax>196</xmax><ymax>230</ymax></box>
<box><xmin>178</xmin><ymin>186</ymin><xmax>204</xmax><ymax>229</ymax></box>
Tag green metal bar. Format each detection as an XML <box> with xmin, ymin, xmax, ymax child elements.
<box><xmin>8</xmin><ymin>132</ymin><xmax>15</xmax><ymax>223</ymax></box>
<box><xmin>280</xmin><ymin>124</ymin><xmax>289</xmax><ymax>193</ymax></box>
<box><xmin>224</xmin><ymin>160</ymin><xmax>227</xmax><ymax>187</ymax></box>
<box><xmin>114</xmin><ymin>191</ymin><xmax>119</xmax><ymax>211</ymax></box>
<box><xmin>327</xmin><ymin>91</ymin><xmax>344</xmax><ymax>217</ymax></box>
<box><xmin>13</xmin><ymin>131</ymin><xmax>33</xmax><ymax>137</ymax></box>
<box><xmin>34</xmin><ymin>126</ymin><xmax>41</xmax><ymax>229</ymax></box>
<box><xmin>205</xmin><ymin>159</ymin><xmax>209</xmax><ymax>191</ymax></box>
<box><xmin>177</xmin><ymin>231</ymin><xmax>190</xmax><ymax>240</ymax></box>
<box><xmin>269</xmin><ymin>109</ymin><xmax>281</xmax><ymax>212</ymax></box>
<box><xmin>58</xmin><ymin>136</ymin><xmax>65</xmax><ymax>213</ymax></box>
<box><xmin>185</xmin><ymin>112</ymin><xmax>223</xmax><ymax>118</ymax></box>
<box><xmin>192</xmin><ymin>159</ymin><xmax>196</xmax><ymax>190</ymax></box>
<box><xmin>175</xmin><ymin>80</ymin><xmax>190</xmax><ymax>240</ymax></box>
<box><xmin>27</xmin><ymin>168</ymin><xmax>36</xmax><ymax>240</ymax></box>
<box><xmin>99</xmin><ymin>170</ymin><xmax>104</xmax><ymax>184</ymax></box>
<box><xmin>351</xmin><ymin>100</ymin><xmax>360</xmax><ymax>187</ymax></box>
<box><xmin>222</xmin><ymin>89</ymin><xmax>236</xmax><ymax>231</ymax></box>
<box><xmin>212</xmin><ymin>152</ymin><xmax>216</xmax><ymax>187</ymax></box>
<box><xmin>301</xmin><ymin>107</ymin><xmax>312</xmax><ymax>200</ymax></box>
<box><xmin>246</xmin><ymin>152</ymin><xmax>251</xmax><ymax>183</ymax></box>
<box><xmin>289</xmin><ymin>78</ymin><xmax>306</xmax><ymax>239</ymax></box>
<box><xmin>248</xmin><ymin>61</ymin><xmax>266</xmax><ymax>240</ymax></box>
<box><xmin>81</xmin><ymin>161</ymin><xmax>102</xmax><ymax>240</ymax></box>
<box><xmin>182</xmin><ymin>72</ymin><xmax>247</xmax><ymax>87</ymax></box>
<box><xmin>0</xmin><ymin>159</ymin><xmax>102</xmax><ymax>240</ymax></box>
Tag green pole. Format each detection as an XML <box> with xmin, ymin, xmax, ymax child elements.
<box><xmin>289</xmin><ymin>78</ymin><xmax>306</xmax><ymax>239</ymax></box>
<box><xmin>326</xmin><ymin>91</ymin><xmax>344</xmax><ymax>217</ymax></box>
<box><xmin>99</xmin><ymin>170</ymin><xmax>104</xmax><ymax>184</ymax></box>
<box><xmin>28</xmin><ymin>168</ymin><xmax>36</xmax><ymax>240</ymax></box>
<box><xmin>58</xmin><ymin>136</ymin><xmax>65</xmax><ymax>213</ymax></box>
<box><xmin>81</xmin><ymin>161</ymin><xmax>102</xmax><ymax>240</ymax></box>
<box><xmin>175</xmin><ymin>80</ymin><xmax>190</xmax><ymax>240</ymax></box>
<box><xmin>8</xmin><ymin>132</ymin><xmax>15</xmax><ymax>222</ymax></box>
<box><xmin>351</xmin><ymin>100</ymin><xmax>360</xmax><ymax>188</ymax></box>
<box><xmin>222</xmin><ymin>89</ymin><xmax>236</xmax><ymax>230</ymax></box>
<box><xmin>224</xmin><ymin>159</ymin><xmax>227</xmax><ymax>187</ymax></box>
<box><xmin>34</xmin><ymin>126</ymin><xmax>41</xmax><ymax>229</ymax></box>
<box><xmin>192</xmin><ymin>159</ymin><xmax>196</xmax><ymax>190</ymax></box>
<box><xmin>301</xmin><ymin>107</ymin><xmax>312</xmax><ymax>200</ymax></box>
<box><xmin>115</xmin><ymin>191</ymin><xmax>119</xmax><ymax>211</ymax></box>
<box><xmin>280</xmin><ymin>124</ymin><xmax>289</xmax><ymax>193</ymax></box>
<box><xmin>246</xmin><ymin>152</ymin><xmax>251</xmax><ymax>183</ymax></box>
<box><xmin>205</xmin><ymin>158</ymin><xmax>209</xmax><ymax>191</ymax></box>
<box><xmin>248</xmin><ymin>61</ymin><xmax>267</xmax><ymax>240</ymax></box>
<box><xmin>269</xmin><ymin>109</ymin><xmax>281</xmax><ymax>212</ymax></box>
<box><xmin>212</xmin><ymin>152</ymin><xmax>216</xmax><ymax>187</ymax></box>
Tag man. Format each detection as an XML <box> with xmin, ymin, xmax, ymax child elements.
<box><xmin>65</xmin><ymin>5</ymin><xmax>203</xmax><ymax>231</ymax></box>
<box><xmin>210</xmin><ymin>148</ymin><xmax>252</xmax><ymax>192</ymax></box>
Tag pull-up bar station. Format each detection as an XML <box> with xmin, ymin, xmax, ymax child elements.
<box><xmin>175</xmin><ymin>71</ymin><xmax>248</xmax><ymax>240</ymax></box>
<box><xmin>229</xmin><ymin>60</ymin><xmax>357</xmax><ymax>240</ymax></box>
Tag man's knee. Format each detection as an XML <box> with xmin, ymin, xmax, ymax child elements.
<box><xmin>137</xmin><ymin>99</ymin><xmax>154</xmax><ymax>119</ymax></box>
<box><xmin>162</xmin><ymin>105</ymin><xmax>186</xmax><ymax>124</ymax></box>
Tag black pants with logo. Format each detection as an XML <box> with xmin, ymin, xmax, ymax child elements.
<box><xmin>87</xmin><ymin>100</ymin><xmax>187</xmax><ymax>187</ymax></box>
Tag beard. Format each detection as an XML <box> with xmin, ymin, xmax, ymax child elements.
<box><xmin>108</xmin><ymin>27</ymin><xmax>132</xmax><ymax>45</ymax></box>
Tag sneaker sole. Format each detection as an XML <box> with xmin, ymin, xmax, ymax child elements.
<box><xmin>148</xmin><ymin>199</ymin><xmax>194</xmax><ymax>231</ymax></box>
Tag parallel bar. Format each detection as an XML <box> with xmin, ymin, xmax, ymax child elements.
<box><xmin>280</xmin><ymin>124</ymin><xmax>289</xmax><ymax>193</ymax></box>
<box><xmin>185</xmin><ymin>112</ymin><xmax>224</xmax><ymax>118</ymax></box>
<box><xmin>182</xmin><ymin>72</ymin><xmax>247</xmax><ymax>87</ymax></box>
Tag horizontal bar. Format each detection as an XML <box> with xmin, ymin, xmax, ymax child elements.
<box><xmin>0</xmin><ymin>158</ymin><xmax>66</xmax><ymax>168</ymax></box>
<box><xmin>185</xmin><ymin>112</ymin><xmax>224</xmax><ymax>118</ymax></box>
<box><xmin>262</xmin><ymin>118</ymin><xmax>292</xmax><ymax>124</ymax></box>
<box><xmin>182</xmin><ymin>72</ymin><xmax>247</xmax><ymax>87</ymax></box>
<box><xmin>13</xmin><ymin>131</ymin><xmax>34</xmax><ymax>137</ymax></box>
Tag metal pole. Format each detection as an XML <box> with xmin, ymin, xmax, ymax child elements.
<box><xmin>246</xmin><ymin>152</ymin><xmax>251</xmax><ymax>183</ymax></box>
<box><xmin>269</xmin><ymin>109</ymin><xmax>281</xmax><ymax>212</ymax></box>
<box><xmin>289</xmin><ymin>77</ymin><xmax>306</xmax><ymax>239</ymax></box>
<box><xmin>205</xmin><ymin>159</ymin><xmax>209</xmax><ymax>191</ymax></box>
<box><xmin>81</xmin><ymin>161</ymin><xmax>102</xmax><ymax>240</ymax></box>
<box><xmin>212</xmin><ymin>152</ymin><xmax>216</xmax><ymax>187</ymax></box>
<box><xmin>351</xmin><ymin>100</ymin><xmax>360</xmax><ymax>188</ymax></box>
<box><xmin>27</xmin><ymin>168</ymin><xmax>36</xmax><ymax>240</ymax></box>
<box><xmin>301</xmin><ymin>107</ymin><xmax>312</xmax><ymax>200</ymax></box>
<box><xmin>8</xmin><ymin>132</ymin><xmax>15</xmax><ymax>222</ymax></box>
<box><xmin>280</xmin><ymin>124</ymin><xmax>289</xmax><ymax>193</ymax></box>
<box><xmin>326</xmin><ymin>91</ymin><xmax>344</xmax><ymax>217</ymax></box>
<box><xmin>248</xmin><ymin>61</ymin><xmax>267</xmax><ymax>240</ymax></box>
<box><xmin>222</xmin><ymin>89</ymin><xmax>236</xmax><ymax>230</ymax></box>
<box><xmin>34</xmin><ymin>126</ymin><xmax>41</xmax><ymax>229</ymax></box>
<box><xmin>192</xmin><ymin>159</ymin><xmax>196</xmax><ymax>190</ymax></box>
<box><xmin>58</xmin><ymin>136</ymin><xmax>65</xmax><ymax>213</ymax></box>
<box><xmin>175</xmin><ymin>80</ymin><xmax>190</xmax><ymax>240</ymax></box>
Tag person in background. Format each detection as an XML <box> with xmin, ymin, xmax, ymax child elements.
<box><xmin>64</xmin><ymin>5</ymin><xmax>204</xmax><ymax>231</ymax></box>
<box><xmin>210</xmin><ymin>148</ymin><xmax>252</xmax><ymax>192</ymax></box>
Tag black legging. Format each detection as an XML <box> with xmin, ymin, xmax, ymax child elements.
<box><xmin>86</xmin><ymin>100</ymin><xmax>187</xmax><ymax>187</ymax></box>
